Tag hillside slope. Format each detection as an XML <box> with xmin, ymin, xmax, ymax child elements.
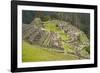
<box><xmin>22</xmin><ymin>18</ymin><xmax>90</xmax><ymax>62</ymax></box>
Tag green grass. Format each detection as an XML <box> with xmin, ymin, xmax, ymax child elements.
<box><xmin>22</xmin><ymin>41</ymin><xmax>78</xmax><ymax>62</ymax></box>
<box><xmin>58</xmin><ymin>30</ymin><xmax>70</xmax><ymax>41</ymax></box>
<box><xmin>79</xmin><ymin>31</ymin><xmax>89</xmax><ymax>44</ymax></box>
<box><xmin>44</xmin><ymin>21</ymin><xmax>59</xmax><ymax>32</ymax></box>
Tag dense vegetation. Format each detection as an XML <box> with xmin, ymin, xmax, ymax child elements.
<box><xmin>22</xmin><ymin>10</ymin><xmax>90</xmax><ymax>38</ymax></box>
<box><xmin>22</xmin><ymin>10</ymin><xmax>90</xmax><ymax>62</ymax></box>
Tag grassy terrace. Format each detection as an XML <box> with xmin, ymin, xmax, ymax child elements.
<box><xmin>22</xmin><ymin>41</ymin><xmax>78</xmax><ymax>62</ymax></box>
<box><xmin>22</xmin><ymin>20</ymin><xmax>89</xmax><ymax>62</ymax></box>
